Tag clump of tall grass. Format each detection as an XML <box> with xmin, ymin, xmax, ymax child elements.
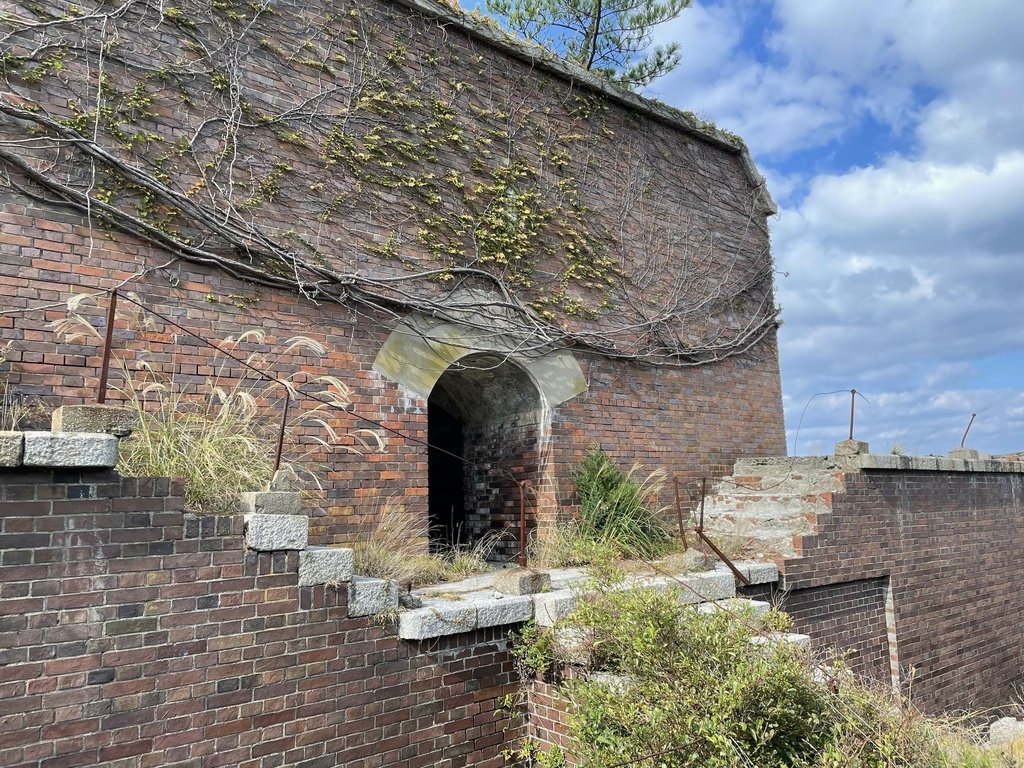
<box><xmin>571</xmin><ymin>447</ymin><xmax>674</xmax><ymax>560</ymax></box>
<box><xmin>353</xmin><ymin>498</ymin><xmax>497</xmax><ymax>586</ymax></box>
<box><xmin>51</xmin><ymin>293</ymin><xmax>381</xmax><ymax>514</ymax></box>
<box><xmin>0</xmin><ymin>340</ymin><xmax>47</xmax><ymax>431</ymax></box>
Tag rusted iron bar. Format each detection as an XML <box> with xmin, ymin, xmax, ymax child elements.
<box><xmin>848</xmin><ymin>388</ymin><xmax>857</xmax><ymax>440</ymax></box>
<box><xmin>699</xmin><ymin>477</ymin><xmax>706</xmax><ymax>531</ymax></box>
<box><xmin>696</xmin><ymin>529</ymin><xmax>751</xmax><ymax>586</ymax></box>
<box><xmin>96</xmin><ymin>290</ymin><xmax>118</xmax><ymax>404</ymax></box>
<box><xmin>695</xmin><ymin>477</ymin><xmax>750</xmax><ymax>587</ymax></box>
<box><xmin>273</xmin><ymin>391</ymin><xmax>290</xmax><ymax>472</ymax></box>
<box><xmin>673</xmin><ymin>477</ymin><xmax>689</xmax><ymax>551</ymax></box>
<box><xmin>961</xmin><ymin>413</ymin><xmax>977</xmax><ymax>448</ymax></box>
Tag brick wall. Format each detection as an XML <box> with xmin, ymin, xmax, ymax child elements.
<box><xmin>525</xmin><ymin>679</ymin><xmax>573</xmax><ymax>761</ymax></box>
<box><xmin>773</xmin><ymin>468</ymin><xmax>1024</xmax><ymax>714</ymax></box>
<box><xmin>0</xmin><ymin>467</ymin><xmax>522</xmax><ymax>768</ymax></box>
<box><xmin>0</xmin><ymin>0</ymin><xmax>786</xmax><ymax>550</ymax></box>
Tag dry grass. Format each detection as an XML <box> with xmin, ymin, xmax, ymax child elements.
<box><xmin>0</xmin><ymin>340</ymin><xmax>47</xmax><ymax>431</ymax></box>
<box><xmin>51</xmin><ymin>294</ymin><xmax>383</xmax><ymax>514</ymax></box>
<box><xmin>352</xmin><ymin>498</ymin><xmax>498</xmax><ymax>586</ymax></box>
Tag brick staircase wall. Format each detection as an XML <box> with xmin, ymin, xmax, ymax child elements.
<box><xmin>0</xmin><ymin>467</ymin><xmax>520</xmax><ymax>768</ymax></box>
<box><xmin>726</xmin><ymin>455</ymin><xmax>1024</xmax><ymax>714</ymax></box>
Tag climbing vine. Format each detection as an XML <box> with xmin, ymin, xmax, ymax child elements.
<box><xmin>0</xmin><ymin>0</ymin><xmax>778</xmax><ymax>366</ymax></box>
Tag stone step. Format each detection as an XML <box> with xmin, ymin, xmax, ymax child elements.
<box><xmin>702</xmin><ymin>492</ymin><xmax>831</xmax><ymax>524</ymax></box>
<box><xmin>697</xmin><ymin>597</ymin><xmax>772</xmax><ymax>621</ymax></box>
<box><xmin>298</xmin><ymin>546</ymin><xmax>354</xmax><ymax>587</ymax></box>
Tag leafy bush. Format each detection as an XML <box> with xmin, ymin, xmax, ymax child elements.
<box><xmin>513</xmin><ymin>566</ymin><xmax>1010</xmax><ymax>767</ymax></box>
<box><xmin>570</xmin><ymin>447</ymin><xmax>674</xmax><ymax>560</ymax></box>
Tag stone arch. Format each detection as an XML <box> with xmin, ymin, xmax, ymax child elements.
<box><xmin>372</xmin><ymin>314</ymin><xmax>587</xmax><ymax>558</ymax></box>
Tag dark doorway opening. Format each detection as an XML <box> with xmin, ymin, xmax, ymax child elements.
<box><xmin>426</xmin><ymin>352</ymin><xmax>543</xmax><ymax>559</ymax></box>
<box><xmin>426</xmin><ymin>398</ymin><xmax>465</xmax><ymax>552</ymax></box>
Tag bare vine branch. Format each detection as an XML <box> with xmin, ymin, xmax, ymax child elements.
<box><xmin>0</xmin><ymin>0</ymin><xmax>779</xmax><ymax>368</ymax></box>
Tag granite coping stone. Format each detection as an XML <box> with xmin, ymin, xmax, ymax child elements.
<box><xmin>22</xmin><ymin>431</ymin><xmax>118</xmax><ymax>468</ymax></box>
<box><xmin>398</xmin><ymin>599</ymin><xmax>479</xmax><ymax>640</ymax></box>
<box><xmin>0</xmin><ymin>431</ymin><xmax>24</xmax><ymax>467</ymax></box>
<box><xmin>244</xmin><ymin>513</ymin><xmax>308</xmax><ymax>551</ymax></box>
<box><xmin>298</xmin><ymin>546</ymin><xmax>354</xmax><ymax>587</ymax></box>
<box><xmin>348</xmin><ymin>577</ymin><xmax>399</xmax><ymax>618</ymax></box>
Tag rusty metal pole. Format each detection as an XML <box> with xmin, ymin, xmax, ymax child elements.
<box><xmin>517</xmin><ymin>480</ymin><xmax>530</xmax><ymax>568</ymax></box>
<box><xmin>698</xmin><ymin>477</ymin><xmax>707</xmax><ymax>532</ymax></box>
<box><xmin>673</xmin><ymin>477</ymin><xmax>689</xmax><ymax>551</ymax></box>
<box><xmin>960</xmin><ymin>413</ymin><xmax>977</xmax><ymax>448</ymax></box>
<box><xmin>96</xmin><ymin>290</ymin><xmax>118</xmax><ymax>404</ymax></box>
<box><xmin>273</xmin><ymin>391</ymin><xmax>290</xmax><ymax>473</ymax></box>
<box><xmin>849</xmin><ymin>389</ymin><xmax>857</xmax><ymax>440</ymax></box>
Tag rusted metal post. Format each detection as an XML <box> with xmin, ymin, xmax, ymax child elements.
<box><xmin>673</xmin><ymin>477</ymin><xmax>689</xmax><ymax>551</ymax></box>
<box><xmin>97</xmin><ymin>290</ymin><xmax>118</xmax><ymax>404</ymax></box>
<box><xmin>960</xmin><ymin>413</ymin><xmax>977</xmax><ymax>448</ymax></box>
<box><xmin>273</xmin><ymin>391</ymin><xmax>290</xmax><ymax>473</ymax></box>
<box><xmin>849</xmin><ymin>389</ymin><xmax>857</xmax><ymax>440</ymax></box>
<box><xmin>698</xmin><ymin>477</ymin><xmax>706</xmax><ymax>532</ymax></box>
<box><xmin>517</xmin><ymin>480</ymin><xmax>530</xmax><ymax>567</ymax></box>
<box><xmin>697</xmin><ymin>529</ymin><xmax>751</xmax><ymax>586</ymax></box>
<box><xmin>695</xmin><ymin>476</ymin><xmax>750</xmax><ymax>586</ymax></box>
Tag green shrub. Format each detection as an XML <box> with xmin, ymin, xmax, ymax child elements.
<box><xmin>571</xmin><ymin>447</ymin><xmax>674</xmax><ymax>560</ymax></box>
<box><xmin>513</xmin><ymin>567</ymin><xmax>1009</xmax><ymax>767</ymax></box>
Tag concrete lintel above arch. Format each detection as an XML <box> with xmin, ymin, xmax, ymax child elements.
<box><xmin>372</xmin><ymin>316</ymin><xmax>587</xmax><ymax>407</ymax></box>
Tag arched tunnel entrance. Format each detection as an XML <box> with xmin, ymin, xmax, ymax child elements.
<box><xmin>427</xmin><ymin>352</ymin><xmax>544</xmax><ymax>560</ymax></box>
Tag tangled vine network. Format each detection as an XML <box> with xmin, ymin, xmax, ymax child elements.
<box><xmin>0</xmin><ymin>0</ymin><xmax>779</xmax><ymax>367</ymax></box>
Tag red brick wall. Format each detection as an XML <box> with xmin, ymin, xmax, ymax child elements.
<box><xmin>0</xmin><ymin>467</ymin><xmax>521</xmax><ymax>768</ymax></box>
<box><xmin>526</xmin><ymin>679</ymin><xmax>574</xmax><ymax>760</ymax></box>
<box><xmin>0</xmin><ymin>0</ymin><xmax>786</xmax><ymax>549</ymax></box>
<box><xmin>774</xmin><ymin>469</ymin><xmax>1024</xmax><ymax>714</ymax></box>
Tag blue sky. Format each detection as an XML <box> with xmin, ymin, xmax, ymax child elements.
<box><xmin>643</xmin><ymin>0</ymin><xmax>1024</xmax><ymax>455</ymax></box>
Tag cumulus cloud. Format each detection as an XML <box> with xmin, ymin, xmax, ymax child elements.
<box><xmin>655</xmin><ymin>0</ymin><xmax>1024</xmax><ymax>454</ymax></box>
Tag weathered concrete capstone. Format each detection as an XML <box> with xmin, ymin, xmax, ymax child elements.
<box><xmin>948</xmin><ymin>448</ymin><xmax>980</xmax><ymax>460</ymax></box>
<box><xmin>0</xmin><ymin>431</ymin><xmax>24</xmax><ymax>467</ymax></box>
<box><xmin>989</xmin><ymin>717</ymin><xmax>1024</xmax><ymax>745</ymax></box>
<box><xmin>398</xmin><ymin>600</ymin><xmax>478</xmax><ymax>640</ymax></box>
<box><xmin>51</xmin><ymin>404</ymin><xmax>137</xmax><ymax>437</ymax></box>
<box><xmin>22</xmin><ymin>431</ymin><xmax>118</xmax><ymax>467</ymax></box>
<box><xmin>240</xmin><ymin>490</ymin><xmax>302</xmax><ymax>516</ymax></box>
<box><xmin>493</xmin><ymin>567</ymin><xmax>551</xmax><ymax>596</ymax></box>
<box><xmin>533</xmin><ymin>589</ymin><xmax>578</xmax><ymax>627</ymax></box>
<box><xmin>834</xmin><ymin>439</ymin><xmax>870</xmax><ymax>456</ymax></box>
<box><xmin>244</xmin><ymin>513</ymin><xmax>308</xmax><ymax>551</ymax></box>
<box><xmin>471</xmin><ymin>593</ymin><xmax>534</xmax><ymax>628</ymax></box>
<box><xmin>298</xmin><ymin>546</ymin><xmax>354</xmax><ymax>587</ymax></box>
<box><xmin>347</xmin><ymin>576</ymin><xmax>399</xmax><ymax>618</ymax></box>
